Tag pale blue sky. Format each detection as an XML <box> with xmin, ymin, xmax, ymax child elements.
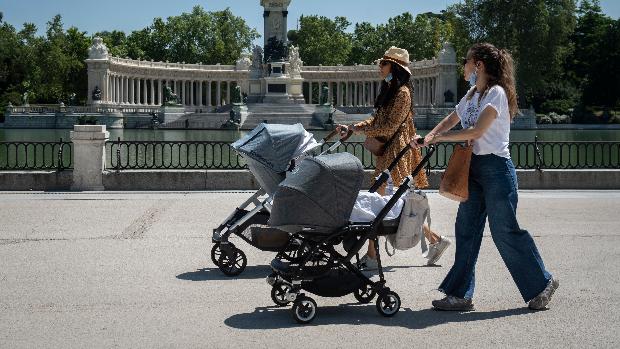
<box><xmin>3</xmin><ymin>0</ymin><xmax>619</xmax><ymax>45</ymax></box>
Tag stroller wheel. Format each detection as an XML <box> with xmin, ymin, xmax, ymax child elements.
<box><xmin>217</xmin><ymin>247</ymin><xmax>247</xmax><ymax>276</ymax></box>
<box><xmin>292</xmin><ymin>295</ymin><xmax>317</xmax><ymax>324</ymax></box>
<box><xmin>271</xmin><ymin>282</ymin><xmax>292</xmax><ymax>307</ymax></box>
<box><xmin>354</xmin><ymin>284</ymin><xmax>377</xmax><ymax>304</ymax></box>
<box><xmin>376</xmin><ymin>291</ymin><xmax>401</xmax><ymax>317</ymax></box>
<box><xmin>210</xmin><ymin>243</ymin><xmax>222</xmax><ymax>266</ymax></box>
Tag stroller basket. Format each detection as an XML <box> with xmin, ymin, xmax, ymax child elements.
<box><xmin>250</xmin><ymin>226</ymin><xmax>290</xmax><ymax>249</ymax></box>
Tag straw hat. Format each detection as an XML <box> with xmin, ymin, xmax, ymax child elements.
<box><xmin>376</xmin><ymin>46</ymin><xmax>412</xmax><ymax>75</ymax></box>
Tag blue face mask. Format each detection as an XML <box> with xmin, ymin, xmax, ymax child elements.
<box><xmin>384</xmin><ymin>73</ymin><xmax>393</xmax><ymax>83</ymax></box>
<box><xmin>468</xmin><ymin>68</ymin><xmax>478</xmax><ymax>87</ymax></box>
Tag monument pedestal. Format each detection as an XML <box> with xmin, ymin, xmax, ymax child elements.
<box><xmin>159</xmin><ymin>105</ymin><xmax>185</xmax><ymax>124</ymax></box>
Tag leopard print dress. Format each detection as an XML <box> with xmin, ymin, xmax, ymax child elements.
<box><xmin>354</xmin><ymin>85</ymin><xmax>429</xmax><ymax>194</ymax></box>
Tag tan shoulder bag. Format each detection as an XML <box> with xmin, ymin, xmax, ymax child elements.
<box><xmin>439</xmin><ymin>142</ymin><xmax>473</xmax><ymax>202</ymax></box>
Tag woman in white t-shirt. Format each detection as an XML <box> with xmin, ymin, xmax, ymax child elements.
<box><xmin>411</xmin><ymin>43</ymin><xmax>558</xmax><ymax>311</ymax></box>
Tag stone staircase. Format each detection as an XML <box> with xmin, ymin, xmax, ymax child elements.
<box><xmin>158</xmin><ymin>103</ymin><xmax>375</xmax><ymax>130</ymax></box>
<box><xmin>242</xmin><ymin>103</ymin><xmax>327</xmax><ymax>129</ymax></box>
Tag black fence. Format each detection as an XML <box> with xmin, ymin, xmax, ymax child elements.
<box><xmin>105</xmin><ymin>137</ymin><xmax>620</xmax><ymax>172</ymax></box>
<box><xmin>0</xmin><ymin>139</ymin><xmax>72</xmax><ymax>171</ymax></box>
<box><xmin>2</xmin><ymin>138</ymin><xmax>617</xmax><ymax>172</ymax></box>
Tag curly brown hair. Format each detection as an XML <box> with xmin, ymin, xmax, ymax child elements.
<box><xmin>466</xmin><ymin>43</ymin><xmax>519</xmax><ymax>119</ymax></box>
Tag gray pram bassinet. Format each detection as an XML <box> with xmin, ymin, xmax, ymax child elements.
<box><xmin>269</xmin><ymin>152</ymin><xmax>364</xmax><ymax>233</ymax></box>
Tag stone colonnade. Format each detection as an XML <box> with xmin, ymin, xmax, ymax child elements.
<box><xmin>102</xmin><ymin>75</ymin><xmax>236</xmax><ymax>107</ymax></box>
<box><xmin>301</xmin><ymin>76</ymin><xmax>440</xmax><ymax>107</ymax></box>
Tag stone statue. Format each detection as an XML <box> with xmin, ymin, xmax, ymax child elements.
<box><xmin>68</xmin><ymin>93</ymin><xmax>76</xmax><ymax>106</ymax></box>
<box><xmin>231</xmin><ymin>86</ymin><xmax>243</xmax><ymax>104</ymax></box>
<box><xmin>92</xmin><ymin>86</ymin><xmax>102</xmax><ymax>101</ymax></box>
<box><xmin>22</xmin><ymin>92</ymin><xmax>29</xmax><ymax>106</ymax></box>
<box><xmin>163</xmin><ymin>86</ymin><xmax>179</xmax><ymax>106</ymax></box>
<box><xmin>235</xmin><ymin>53</ymin><xmax>252</xmax><ymax>71</ymax></box>
<box><xmin>88</xmin><ymin>37</ymin><xmax>109</xmax><ymax>60</ymax></box>
<box><xmin>320</xmin><ymin>85</ymin><xmax>330</xmax><ymax>105</ymax></box>
<box><xmin>251</xmin><ymin>46</ymin><xmax>263</xmax><ymax>70</ymax></box>
<box><xmin>288</xmin><ymin>45</ymin><xmax>302</xmax><ymax>77</ymax></box>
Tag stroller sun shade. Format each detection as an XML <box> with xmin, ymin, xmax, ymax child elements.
<box><xmin>269</xmin><ymin>152</ymin><xmax>364</xmax><ymax>232</ymax></box>
<box><xmin>231</xmin><ymin>123</ymin><xmax>315</xmax><ymax>173</ymax></box>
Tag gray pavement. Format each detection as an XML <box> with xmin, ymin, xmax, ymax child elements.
<box><xmin>1</xmin><ymin>190</ymin><xmax>619</xmax><ymax>348</ymax></box>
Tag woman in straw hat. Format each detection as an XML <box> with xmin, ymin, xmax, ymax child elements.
<box><xmin>337</xmin><ymin>46</ymin><xmax>451</xmax><ymax>270</ymax></box>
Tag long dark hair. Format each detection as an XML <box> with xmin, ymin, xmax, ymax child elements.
<box><xmin>467</xmin><ymin>43</ymin><xmax>518</xmax><ymax>119</ymax></box>
<box><xmin>374</xmin><ymin>62</ymin><xmax>413</xmax><ymax>111</ymax></box>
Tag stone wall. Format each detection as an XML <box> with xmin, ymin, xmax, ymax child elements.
<box><xmin>2</xmin><ymin>169</ymin><xmax>619</xmax><ymax>191</ymax></box>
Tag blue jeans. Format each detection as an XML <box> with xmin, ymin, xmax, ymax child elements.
<box><xmin>438</xmin><ymin>154</ymin><xmax>552</xmax><ymax>302</ymax></box>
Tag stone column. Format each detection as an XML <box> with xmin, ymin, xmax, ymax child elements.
<box><xmin>226</xmin><ymin>81</ymin><xmax>231</xmax><ymax>105</ymax></box>
<box><xmin>150</xmin><ymin>79</ymin><xmax>155</xmax><ymax>106</ymax></box>
<box><xmin>327</xmin><ymin>82</ymin><xmax>332</xmax><ymax>105</ymax></box>
<box><xmin>181</xmin><ymin>80</ymin><xmax>184</xmax><ymax>104</ymax></box>
<box><xmin>207</xmin><ymin>81</ymin><xmax>212</xmax><ymax>106</ymax></box>
<box><xmin>119</xmin><ymin>76</ymin><xmax>124</xmax><ymax>104</ymax></box>
<box><xmin>70</xmin><ymin>125</ymin><xmax>109</xmax><ymax>191</ymax></box>
<box><xmin>128</xmin><ymin>77</ymin><xmax>134</xmax><ymax>104</ymax></box>
<box><xmin>216</xmin><ymin>81</ymin><xmax>221</xmax><ymax>106</ymax></box>
<box><xmin>116</xmin><ymin>76</ymin><xmax>120</xmax><ymax>104</ymax></box>
<box><xmin>188</xmin><ymin>80</ymin><xmax>193</xmax><ymax>106</ymax></box>
<box><xmin>198</xmin><ymin>81</ymin><xmax>203</xmax><ymax>107</ymax></box>
<box><xmin>158</xmin><ymin>79</ymin><xmax>163</xmax><ymax>106</ymax></box>
<box><xmin>125</xmin><ymin>76</ymin><xmax>130</xmax><ymax>104</ymax></box>
<box><xmin>421</xmin><ymin>78</ymin><xmax>425</xmax><ymax>105</ymax></box>
<box><xmin>135</xmin><ymin>78</ymin><xmax>140</xmax><ymax>105</ymax></box>
<box><xmin>110</xmin><ymin>76</ymin><xmax>115</xmax><ymax>103</ymax></box>
<box><xmin>337</xmin><ymin>82</ymin><xmax>342</xmax><ymax>106</ymax></box>
<box><xmin>142</xmin><ymin>79</ymin><xmax>148</xmax><ymax>106</ymax></box>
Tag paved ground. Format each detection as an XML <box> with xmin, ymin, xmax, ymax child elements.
<box><xmin>1</xmin><ymin>190</ymin><xmax>619</xmax><ymax>348</ymax></box>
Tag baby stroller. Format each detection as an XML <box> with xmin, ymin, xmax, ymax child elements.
<box><xmin>266</xmin><ymin>141</ymin><xmax>435</xmax><ymax>324</ymax></box>
<box><xmin>211</xmin><ymin>123</ymin><xmax>352</xmax><ymax>276</ymax></box>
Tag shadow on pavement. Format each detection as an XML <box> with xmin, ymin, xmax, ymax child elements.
<box><xmin>176</xmin><ymin>265</ymin><xmax>272</xmax><ymax>281</ymax></box>
<box><xmin>224</xmin><ymin>304</ymin><xmax>533</xmax><ymax>329</ymax></box>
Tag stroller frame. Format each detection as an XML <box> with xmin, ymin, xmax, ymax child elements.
<box><xmin>267</xmin><ymin>142</ymin><xmax>436</xmax><ymax>323</ymax></box>
<box><xmin>211</xmin><ymin>129</ymin><xmax>353</xmax><ymax>276</ymax></box>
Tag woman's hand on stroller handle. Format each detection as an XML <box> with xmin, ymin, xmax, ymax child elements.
<box><xmin>410</xmin><ymin>135</ymin><xmax>426</xmax><ymax>149</ymax></box>
<box><xmin>335</xmin><ymin>124</ymin><xmax>354</xmax><ymax>142</ymax></box>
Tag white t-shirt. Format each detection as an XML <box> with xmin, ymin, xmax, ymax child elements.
<box><xmin>455</xmin><ymin>85</ymin><xmax>511</xmax><ymax>158</ymax></box>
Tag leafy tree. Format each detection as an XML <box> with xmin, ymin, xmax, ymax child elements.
<box><xmin>567</xmin><ymin>0</ymin><xmax>619</xmax><ymax>108</ymax></box>
<box><xmin>447</xmin><ymin>0</ymin><xmax>577</xmax><ymax>108</ymax></box>
<box><xmin>347</xmin><ymin>13</ymin><xmax>455</xmax><ymax>65</ymax></box>
<box><xmin>288</xmin><ymin>15</ymin><xmax>352</xmax><ymax>65</ymax></box>
<box><xmin>100</xmin><ymin>6</ymin><xmax>259</xmax><ymax>65</ymax></box>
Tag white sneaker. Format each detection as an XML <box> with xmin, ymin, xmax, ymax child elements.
<box><xmin>359</xmin><ymin>254</ymin><xmax>379</xmax><ymax>270</ymax></box>
<box><xmin>426</xmin><ymin>236</ymin><xmax>452</xmax><ymax>265</ymax></box>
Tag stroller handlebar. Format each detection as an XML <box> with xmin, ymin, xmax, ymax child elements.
<box><xmin>339</xmin><ymin>129</ymin><xmax>354</xmax><ymax>142</ymax></box>
<box><xmin>368</xmin><ymin>143</ymin><xmax>435</xmax><ymax>193</ymax></box>
<box><xmin>322</xmin><ymin>128</ymin><xmax>354</xmax><ymax>143</ymax></box>
<box><xmin>322</xmin><ymin>129</ymin><xmax>340</xmax><ymax>142</ymax></box>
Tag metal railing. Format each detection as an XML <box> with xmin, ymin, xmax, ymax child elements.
<box><xmin>2</xmin><ymin>137</ymin><xmax>617</xmax><ymax>172</ymax></box>
<box><xmin>105</xmin><ymin>138</ymin><xmax>620</xmax><ymax>172</ymax></box>
<box><xmin>0</xmin><ymin>139</ymin><xmax>72</xmax><ymax>171</ymax></box>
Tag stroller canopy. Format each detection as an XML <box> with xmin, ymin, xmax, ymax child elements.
<box><xmin>269</xmin><ymin>152</ymin><xmax>364</xmax><ymax>231</ymax></box>
<box><xmin>231</xmin><ymin>123</ymin><xmax>317</xmax><ymax>173</ymax></box>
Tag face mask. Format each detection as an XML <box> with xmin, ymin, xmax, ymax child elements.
<box><xmin>384</xmin><ymin>73</ymin><xmax>393</xmax><ymax>83</ymax></box>
<box><xmin>468</xmin><ymin>68</ymin><xmax>478</xmax><ymax>88</ymax></box>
